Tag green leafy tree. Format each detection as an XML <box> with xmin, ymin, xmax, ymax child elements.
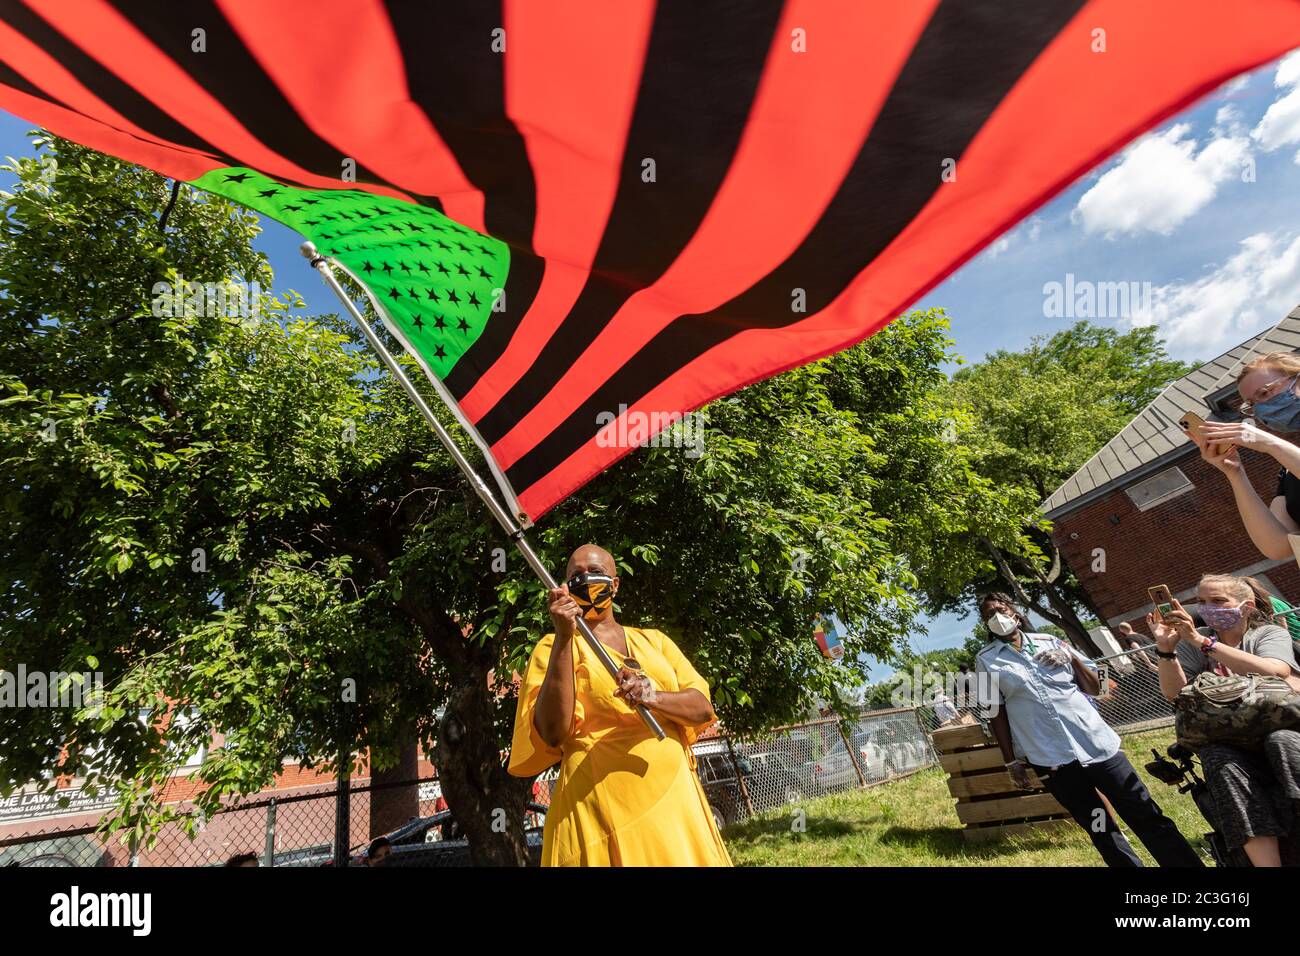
<box><xmin>940</xmin><ymin>322</ymin><xmax>1196</xmax><ymax>650</ymax></box>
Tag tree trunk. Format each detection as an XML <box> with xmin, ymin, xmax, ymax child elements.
<box><xmin>396</xmin><ymin>590</ymin><xmax>535</xmax><ymax>865</ymax></box>
<box><xmin>1037</xmin><ymin>531</ymin><xmax>1109</xmax><ymax>630</ymax></box>
<box><xmin>1036</xmin><ymin>577</ymin><xmax>1105</xmax><ymax>656</ymax></box>
<box><xmin>1016</xmin><ymin>546</ymin><xmax>1105</xmax><ymax>656</ymax></box>
<box><xmin>368</xmin><ymin>734</ymin><xmax>420</xmax><ymax>839</ymax></box>
<box><xmin>433</xmin><ymin>677</ymin><xmax>533</xmax><ymax>866</ymax></box>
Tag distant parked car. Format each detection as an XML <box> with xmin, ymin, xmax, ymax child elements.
<box><xmin>808</xmin><ymin>737</ymin><xmax>863</xmax><ymax>792</ymax></box>
<box><xmin>809</xmin><ymin>722</ymin><xmax>930</xmax><ymax>791</ymax></box>
<box><xmin>315</xmin><ymin>802</ymin><xmax>547</xmax><ymax>867</ymax></box>
<box><xmin>865</xmin><ymin>718</ymin><xmax>930</xmax><ymax>776</ymax></box>
<box><xmin>746</xmin><ymin>751</ymin><xmax>815</xmax><ymax>805</ymax></box>
<box><xmin>694</xmin><ymin>746</ymin><xmax>810</xmax><ymax>827</ymax></box>
<box><xmin>272</xmin><ymin>844</ymin><xmax>333</xmax><ymax>868</ymax></box>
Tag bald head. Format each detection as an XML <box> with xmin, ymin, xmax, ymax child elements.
<box><xmin>563</xmin><ymin>544</ymin><xmax>620</xmax><ymax>624</ymax></box>
<box><xmin>566</xmin><ymin>544</ymin><xmax>616</xmax><ymax>579</ymax></box>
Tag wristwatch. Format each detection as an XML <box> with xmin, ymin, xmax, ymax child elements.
<box><xmin>1155</xmin><ymin>648</ymin><xmax>1177</xmax><ymax>660</ymax></box>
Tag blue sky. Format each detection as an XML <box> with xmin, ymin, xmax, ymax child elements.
<box><xmin>5</xmin><ymin>48</ymin><xmax>1300</xmax><ymax>682</ymax></box>
<box><xmin>880</xmin><ymin>50</ymin><xmax>1300</xmax><ymax>675</ymax></box>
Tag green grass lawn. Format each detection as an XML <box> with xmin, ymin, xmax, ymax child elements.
<box><xmin>723</xmin><ymin>728</ymin><xmax>1216</xmax><ymax>866</ymax></box>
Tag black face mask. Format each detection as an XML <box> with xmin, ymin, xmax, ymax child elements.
<box><xmin>566</xmin><ymin>572</ymin><xmax>615</xmax><ymax>621</ymax></box>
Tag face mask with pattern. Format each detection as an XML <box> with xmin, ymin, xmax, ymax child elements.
<box><xmin>1199</xmin><ymin>602</ymin><xmax>1246</xmax><ymax>632</ymax></box>
<box><xmin>566</xmin><ymin>572</ymin><xmax>615</xmax><ymax>621</ymax></box>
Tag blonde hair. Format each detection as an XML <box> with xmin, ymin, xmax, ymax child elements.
<box><xmin>1238</xmin><ymin>351</ymin><xmax>1300</xmax><ymax>384</ymax></box>
<box><xmin>1197</xmin><ymin>574</ymin><xmax>1273</xmax><ymax>628</ymax></box>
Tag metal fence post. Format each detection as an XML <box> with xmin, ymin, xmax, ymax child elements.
<box><xmin>838</xmin><ymin>720</ymin><xmax>869</xmax><ymax>788</ymax></box>
<box><xmin>724</xmin><ymin>735</ymin><xmax>756</xmax><ymax>819</ymax></box>
<box><xmin>912</xmin><ymin>706</ymin><xmax>939</xmax><ymax>765</ymax></box>
<box><xmin>333</xmin><ymin>748</ymin><xmax>351</xmax><ymax>867</ymax></box>
<box><xmin>262</xmin><ymin>797</ymin><xmax>277</xmax><ymax>867</ymax></box>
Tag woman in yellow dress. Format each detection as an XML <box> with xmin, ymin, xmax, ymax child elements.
<box><xmin>508</xmin><ymin>544</ymin><xmax>733</xmax><ymax>866</ymax></box>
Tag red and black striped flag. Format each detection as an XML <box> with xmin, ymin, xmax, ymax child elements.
<box><xmin>3</xmin><ymin>0</ymin><xmax>1298</xmax><ymax>523</ymax></box>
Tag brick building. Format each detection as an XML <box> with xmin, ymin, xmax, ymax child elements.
<box><xmin>1044</xmin><ymin>308</ymin><xmax>1300</xmax><ymax>634</ymax></box>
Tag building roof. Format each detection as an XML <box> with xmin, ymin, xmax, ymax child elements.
<box><xmin>1042</xmin><ymin>307</ymin><xmax>1300</xmax><ymax>518</ymax></box>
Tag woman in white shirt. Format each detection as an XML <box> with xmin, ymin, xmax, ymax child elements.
<box><xmin>976</xmin><ymin>592</ymin><xmax>1200</xmax><ymax>867</ymax></box>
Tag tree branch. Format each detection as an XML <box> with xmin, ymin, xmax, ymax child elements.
<box><xmin>982</xmin><ymin>538</ymin><xmax>1034</xmax><ymax>607</ymax></box>
<box><xmin>1044</xmin><ymin>537</ymin><xmax>1062</xmax><ymax>585</ymax></box>
<box><xmin>983</xmin><ymin>537</ymin><xmax>1068</xmax><ymax>630</ymax></box>
<box><xmin>158</xmin><ymin>180</ymin><xmax>180</xmax><ymax>233</ymax></box>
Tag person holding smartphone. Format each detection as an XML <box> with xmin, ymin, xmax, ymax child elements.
<box><xmin>1149</xmin><ymin>573</ymin><xmax>1300</xmax><ymax>866</ymax></box>
<box><xmin>975</xmin><ymin>593</ymin><xmax>1201</xmax><ymax>867</ymax></box>
<box><xmin>1195</xmin><ymin>351</ymin><xmax>1300</xmax><ymax>561</ymax></box>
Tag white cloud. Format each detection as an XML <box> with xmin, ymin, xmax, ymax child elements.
<box><xmin>1277</xmin><ymin>48</ymin><xmax>1300</xmax><ymax>88</ymax></box>
<box><xmin>1217</xmin><ymin>74</ymin><xmax>1252</xmax><ymax>98</ymax></box>
<box><xmin>1073</xmin><ymin>124</ymin><xmax>1250</xmax><ymax>237</ymax></box>
<box><xmin>1128</xmin><ymin>231</ymin><xmax>1300</xmax><ymax>357</ymax></box>
<box><xmin>981</xmin><ymin>216</ymin><xmax>1043</xmax><ymax>260</ymax></box>
<box><xmin>1252</xmin><ymin>49</ymin><xmax>1300</xmax><ymax>160</ymax></box>
<box><xmin>1214</xmin><ymin>104</ymin><xmax>1243</xmax><ymax>134</ymax></box>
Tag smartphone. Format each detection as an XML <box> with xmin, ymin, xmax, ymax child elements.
<box><xmin>1148</xmin><ymin>585</ymin><xmax>1174</xmax><ymax>621</ymax></box>
<box><xmin>1178</xmin><ymin>411</ymin><xmax>1233</xmax><ymax>457</ymax></box>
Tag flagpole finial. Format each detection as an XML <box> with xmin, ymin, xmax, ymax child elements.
<box><xmin>299</xmin><ymin>240</ymin><xmax>323</xmax><ymax>265</ymax></box>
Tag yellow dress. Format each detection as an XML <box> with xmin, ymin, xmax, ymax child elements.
<box><xmin>508</xmin><ymin>625</ymin><xmax>733</xmax><ymax>867</ymax></box>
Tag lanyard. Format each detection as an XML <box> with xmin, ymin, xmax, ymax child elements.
<box><xmin>1008</xmin><ymin>633</ymin><xmax>1037</xmax><ymax>657</ymax></box>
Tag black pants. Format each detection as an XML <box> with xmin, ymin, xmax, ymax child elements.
<box><xmin>1030</xmin><ymin>752</ymin><xmax>1203</xmax><ymax>867</ymax></box>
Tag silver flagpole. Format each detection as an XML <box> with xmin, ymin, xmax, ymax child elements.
<box><xmin>300</xmin><ymin>242</ymin><xmax>666</xmax><ymax>741</ymax></box>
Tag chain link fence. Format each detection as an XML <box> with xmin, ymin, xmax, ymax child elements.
<box><xmin>0</xmin><ymin>646</ymin><xmax>1177</xmax><ymax>860</ymax></box>
<box><xmin>693</xmin><ymin>707</ymin><xmax>939</xmax><ymax>827</ymax></box>
<box><xmin>0</xmin><ymin>776</ymin><xmax>444</xmax><ymax>868</ymax></box>
<box><xmin>1092</xmin><ymin>644</ymin><xmax>1177</xmax><ymax>733</ymax></box>
<box><xmin>691</xmin><ymin>646</ymin><xmax>1177</xmax><ymax>828</ymax></box>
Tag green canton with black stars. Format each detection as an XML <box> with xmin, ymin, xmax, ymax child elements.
<box><xmin>191</xmin><ymin>168</ymin><xmax>508</xmax><ymax>378</ymax></box>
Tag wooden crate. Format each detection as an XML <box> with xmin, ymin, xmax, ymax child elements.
<box><xmin>931</xmin><ymin>724</ymin><xmax>1071</xmax><ymax>843</ymax></box>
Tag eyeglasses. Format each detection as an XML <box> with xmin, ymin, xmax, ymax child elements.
<box><xmin>1241</xmin><ymin>373</ymin><xmax>1299</xmax><ymax>414</ymax></box>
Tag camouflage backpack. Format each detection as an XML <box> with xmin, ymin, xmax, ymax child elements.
<box><xmin>1174</xmin><ymin>672</ymin><xmax>1300</xmax><ymax>751</ymax></box>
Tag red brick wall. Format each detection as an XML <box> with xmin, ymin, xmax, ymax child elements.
<box><xmin>1051</xmin><ymin>445</ymin><xmax>1300</xmax><ymax>632</ymax></box>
